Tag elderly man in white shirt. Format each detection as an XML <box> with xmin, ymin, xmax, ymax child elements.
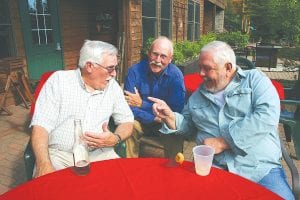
<box><xmin>30</xmin><ymin>40</ymin><xmax>134</xmax><ymax>178</ymax></box>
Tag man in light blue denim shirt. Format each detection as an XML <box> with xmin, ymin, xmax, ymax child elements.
<box><xmin>149</xmin><ymin>41</ymin><xmax>294</xmax><ymax>200</ymax></box>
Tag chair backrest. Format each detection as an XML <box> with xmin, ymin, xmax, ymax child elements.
<box><xmin>29</xmin><ymin>71</ymin><xmax>55</xmax><ymax>117</ymax></box>
<box><xmin>184</xmin><ymin>73</ymin><xmax>204</xmax><ymax>98</ymax></box>
<box><xmin>236</xmin><ymin>56</ymin><xmax>255</xmax><ymax>70</ymax></box>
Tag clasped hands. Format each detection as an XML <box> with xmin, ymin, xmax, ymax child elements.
<box><xmin>148</xmin><ymin>97</ymin><xmax>229</xmax><ymax>154</ymax></box>
<box><xmin>81</xmin><ymin>122</ymin><xmax>119</xmax><ymax>149</ymax></box>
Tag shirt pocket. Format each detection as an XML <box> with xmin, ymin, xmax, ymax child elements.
<box><xmin>226</xmin><ymin>88</ymin><xmax>252</xmax><ymax>117</ymax></box>
<box><xmin>190</xmin><ymin>101</ymin><xmax>217</xmax><ymax>126</ymax></box>
<box><xmin>139</xmin><ymin>83</ymin><xmax>151</xmax><ymax>98</ymax></box>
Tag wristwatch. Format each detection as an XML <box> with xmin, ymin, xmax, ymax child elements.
<box><xmin>114</xmin><ymin>133</ymin><xmax>122</xmax><ymax>145</ymax></box>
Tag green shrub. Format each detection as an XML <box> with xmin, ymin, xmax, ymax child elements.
<box><xmin>216</xmin><ymin>31</ymin><xmax>249</xmax><ymax>48</ymax></box>
<box><xmin>141</xmin><ymin>32</ymin><xmax>250</xmax><ymax>65</ymax></box>
<box><xmin>141</xmin><ymin>37</ymin><xmax>155</xmax><ymax>59</ymax></box>
<box><xmin>173</xmin><ymin>33</ymin><xmax>216</xmax><ymax>65</ymax></box>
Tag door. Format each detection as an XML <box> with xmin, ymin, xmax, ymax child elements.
<box><xmin>18</xmin><ymin>0</ymin><xmax>63</xmax><ymax>80</ymax></box>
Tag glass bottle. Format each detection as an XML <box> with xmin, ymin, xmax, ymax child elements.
<box><xmin>73</xmin><ymin>119</ymin><xmax>90</xmax><ymax>175</ymax></box>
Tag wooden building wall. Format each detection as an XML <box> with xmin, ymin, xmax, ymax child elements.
<box><xmin>173</xmin><ymin>0</ymin><xmax>187</xmax><ymax>42</ymax></box>
<box><xmin>60</xmin><ymin>1</ymin><xmax>89</xmax><ymax>70</ymax></box>
<box><xmin>124</xmin><ymin>0</ymin><xmax>143</xmax><ymax>68</ymax></box>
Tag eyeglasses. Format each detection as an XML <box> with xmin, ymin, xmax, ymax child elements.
<box><xmin>199</xmin><ymin>66</ymin><xmax>217</xmax><ymax>74</ymax></box>
<box><xmin>150</xmin><ymin>51</ymin><xmax>168</xmax><ymax>60</ymax></box>
<box><xmin>93</xmin><ymin>62</ymin><xmax>118</xmax><ymax>73</ymax></box>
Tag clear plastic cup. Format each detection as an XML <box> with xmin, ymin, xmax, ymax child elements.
<box><xmin>192</xmin><ymin>145</ymin><xmax>215</xmax><ymax>176</ymax></box>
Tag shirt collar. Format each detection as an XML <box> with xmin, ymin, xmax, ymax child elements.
<box><xmin>76</xmin><ymin>68</ymin><xmax>105</xmax><ymax>94</ymax></box>
<box><xmin>146</xmin><ymin>61</ymin><xmax>171</xmax><ymax>78</ymax></box>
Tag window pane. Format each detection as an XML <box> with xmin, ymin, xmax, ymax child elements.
<box><xmin>27</xmin><ymin>0</ymin><xmax>37</xmax><ymax>14</ymax></box>
<box><xmin>46</xmin><ymin>30</ymin><xmax>53</xmax><ymax>43</ymax></box>
<box><xmin>161</xmin><ymin>0</ymin><xmax>171</xmax><ymax>19</ymax></box>
<box><xmin>31</xmin><ymin>30</ymin><xmax>40</xmax><ymax>44</ymax></box>
<box><xmin>38</xmin><ymin>15</ymin><xmax>45</xmax><ymax>29</ymax></box>
<box><xmin>30</xmin><ymin>14</ymin><xmax>38</xmax><ymax>29</ymax></box>
<box><xmin>187</xmin><ymin>23</ymin><xmax>193</xmax><ymax>41</ymax></box>
<box><xmin>188</xmin><ymin>0</ymin><xmax>194</xmax><ymax>21</ymax></box>
<box><xmin>41</xmin><ymin>0</ymin><xmax>49</xmax><ymax>13</ymax></box>
<box><xmin>27</xmin><ymin>0</ymin><xmax>52</xmax><ymax>45</ymax></box>
<box><xmin>195</xmin><ymin>3</ymin><xmax>200</xmax><ymax>23</ymax></box>
<box><xmin>142</xmin><ymin>0</ymin><xmax>156</xmax><ymax>17</ymax></box>
<box><xmin>39</xmin><ymin>30</ymin><xmax>46</xmax><ymax>44</ymax></box>
<box><xmin>161</xmin><ymin>19</ymin><xmax>170</xmax><ymax>37</ymax></box>
<box><xmin>45</xmin><ymin>15</ymin><xmax>52</xmax><ymax>28</ymax></box>
<box><xmin>0</xmin><ymin>0</ymin><xmax>10</xmax><ymax>24</ymax></box>
<box><xmin>142</xmin><ymin>18</ymin><xmax>156</xmax><ymax>45</ymax></box>
<box><xmin>195</xmin><ymin>23</ymin><xmax>200</xmax><ymax>40</ymax></box>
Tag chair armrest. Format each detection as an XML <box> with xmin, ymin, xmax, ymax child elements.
<box><xmin>281</xmin><ymin>100</ymin><xmax>300</xmax><ymax>106</ymax></box>
<box><xmin>280</xmin><ymin>137</ymin><xmax>300</xmax><ymax>199</ymax></box>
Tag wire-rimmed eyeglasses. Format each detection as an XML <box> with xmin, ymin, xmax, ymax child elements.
<box><xmin>93</xmin><ymin>62</ymin><xmax>118</xmax><ymax>73</ymax></box>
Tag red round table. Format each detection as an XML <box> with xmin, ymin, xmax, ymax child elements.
<box><xmin>0</xmin><ymin>158</ymin><xmax>282</xmax><ymax>200</ymax></box>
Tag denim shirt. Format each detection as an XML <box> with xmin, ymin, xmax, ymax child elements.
<box><xmin>124</xmin><ymin>59</ymin><xmax>186</xmax><ymax>124</ymax></box>
<box><xmin>161</xmin><ymin>68</ymin><xmax>282</xmax><ymax>182</ymax></box>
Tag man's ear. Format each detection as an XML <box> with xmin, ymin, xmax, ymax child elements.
<box><xmin>85</xmin><ymin>62</ymin><xmax>93</xmax><ymax>73</ymax></box>
<box><xmin>169</xmin><ymin>55</ymin><xmax>173</xmax><ymax>64</ymax></box>
<box><xmin>225</xmin><ymin>63</ymin><xmax>233</xmax><ymax>71</ymax></box>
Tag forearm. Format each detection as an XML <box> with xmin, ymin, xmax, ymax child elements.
<box><xmin>163</xmin><ymin>112</ymin><xmax>176</xmax><ymax>130</ymax></box>
<box><xmin>132</xmin><ymin>108</ymin><xmax>155</xmax><ymax>124</ymax></box>
<box><xmin>114</xmin><ymin>122</ymin><xmax>134</xmax><ymax>141</ymax></box>
<box><xmin>31</xmin><ymin>126</ymin><xmax>53</xmax><ymax>174</ymax></box>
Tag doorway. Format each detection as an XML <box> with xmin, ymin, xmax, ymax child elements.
<box><xmin>18</xmin><ymin>0</ymin><xmax>63</xmax><ymax>80</ymax></box>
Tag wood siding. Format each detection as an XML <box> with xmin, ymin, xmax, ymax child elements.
<box><xmin>60</xmin><ymin>1</ymin><xmax>89</xmax><ymax>70</ymax></box>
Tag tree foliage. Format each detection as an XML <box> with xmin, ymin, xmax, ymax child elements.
<box><xmin>246</xmin><ymin>0</ymin><xmax>300</xmax><ymax>45</ymax></box>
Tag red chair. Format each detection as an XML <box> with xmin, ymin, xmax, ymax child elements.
<box><xmin>29</xmin><ymin>71</ymin><xmax>55</xmax><ymax>117</ymax></box>
<box><xmin>183</xmin><ymin>72</ymin><xmax>285</xmax><ymax>100</ymax></box>
<box><xmin>184</xmin><ymin>73</ymin><xmax>204</xmax><ymax>98</ymax></box>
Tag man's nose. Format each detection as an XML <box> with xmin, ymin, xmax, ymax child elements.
<box><xmin>199</xmin><ymin>68</ymin><xmax>206</xmax><ymax>76</ymax></box>
<box><xmin>154</xmin><ymin>55</ymin><xmax>162</xmax><ymax>63</ymax></box>
<box><xmin>110</xmin><ymin>69</ymin><xmax>117</xmax><ymax>77</ymax></box>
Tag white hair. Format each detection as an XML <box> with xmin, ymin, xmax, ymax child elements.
<box><xmin>78</xmin><ymin>40</ymin><xmax>118</xmax><ymax>68</ymax></box>
<box><xmin>200</xmin><ymin>41</ymin><xmax>236</xmax><ymax>69</ymax></box>
<box><xmin>150</xmin><ymin>36</ymin><xmax>174</xmax><ymax>56</ymax></box>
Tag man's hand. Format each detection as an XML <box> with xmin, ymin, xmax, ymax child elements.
<box><xmin>34</xmin><ymin>163</ymin><xmax>55</xmax><ymax>178</ymax></box>
<box><xmin>124</xmin><ymin>87</ymin><xmax>142</xmax><ymax>107</ymax></box>
<box><xmin>203</xmin><ymin>137</ymin><xmax>230</xmax><ymax>154</ymax></box>
<box><xmin>154</xmin><ymin>116</ymin><xmax>162</xmax><ymax>123</ymax></box>
<box><xmin>83</xmin><ymin>122</ymin><xmax>119</xmax><ymax>148</ymax></box>
<box><xmin>148</xmin><ymin>97</ymin><xmax>173</xmax><ymax>120</ymax></box>
<box><xmin>31</xmin><ymin>125</ymin><xmax>55</xmax><ymax>178</ymax></box>
<box><xmin>148</xmin><ymin>97</ymin><xmax>176</xmax><ymax>129</ymax></box>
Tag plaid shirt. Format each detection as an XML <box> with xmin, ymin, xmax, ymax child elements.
<box><xmin>31</xmin><ymin>68</ymin><xmax>133</xmax><ymax>152</ymax></box>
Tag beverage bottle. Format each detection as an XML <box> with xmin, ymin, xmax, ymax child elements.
<box><xmin>73</xmin><ymin>119</ymin><xmax>90</xmax><ymax>175</ymax></box>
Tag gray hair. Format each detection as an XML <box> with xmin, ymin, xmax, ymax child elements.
<box><xmin>78</xmin><ymin>40</ymin><xmax>118</xmax><ymax>68</ymax></box>
<box><xmin>150</xmin><ymin>36</ymin><xmax>174</xmax><ymax>56</ymax></box>
<box><xmin>200</xmin><ymin>41</ymin><xmax>236</xmax><ymax>69</ymax></box>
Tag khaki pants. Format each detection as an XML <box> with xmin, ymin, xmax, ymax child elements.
<box><xmin>33</xmin><ymin>147</ymin><xmax>119</xmax><ymax>176</ymax></box>
<box><xmin>125</xmin><ymin>120</ymin><xmax>161</xmax><ymax>158</ymax></box>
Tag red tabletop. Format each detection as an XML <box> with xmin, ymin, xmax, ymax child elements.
<box><xmin>0</xmin><ymin>158</ymin><xmax>282</xmax><ymax>200</ymax></box>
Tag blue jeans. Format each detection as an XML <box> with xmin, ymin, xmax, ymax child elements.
<box><xmin>258</xmin><ymin>167</ymin><xmax>295</xmax><ymax>200</ymax></box>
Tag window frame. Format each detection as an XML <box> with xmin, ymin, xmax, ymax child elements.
<box><xmin>187</xmin><ymin>0</ymin><xmax>200</xmax><ymax>41</ymax></box>
<box><xmin>142</xmin><ymin>0</ymin><xmax>173</xmax><ymax>45</ymax></box>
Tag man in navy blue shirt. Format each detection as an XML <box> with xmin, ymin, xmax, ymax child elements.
<box><xmin>124</xmin><ymin>36</ymin><xmax>186</xmax><ymax>158</ymax></box>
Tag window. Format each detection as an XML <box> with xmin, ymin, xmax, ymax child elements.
<box><xmin>0</xmin><ymin>0</ymin><xmax>15</xmax><ymax>58</ymax></box>
<box><xmin>142</xmin><ymin>0</ymin><xmax>172</xmax><ymax>45</ymax></box>
<box><xmin>187</xmin><ymin>0</ymin><xmax>200</xmax><ymax>41</ymax></box>
<box><xmin>27</xmin><ymin>0</ymin><xmax>53</xmax><ymax>45</ymax></box>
